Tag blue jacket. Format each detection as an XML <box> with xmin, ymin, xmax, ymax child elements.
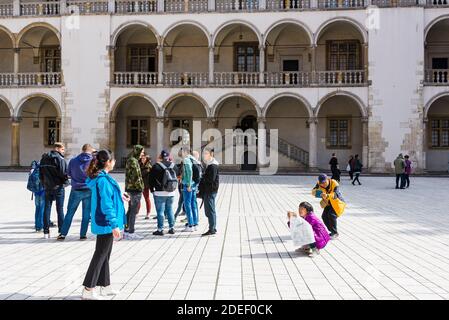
<box><xmin>86</xmin><ymin>171</ymin><xmax>125</xmax><ymax>235</ymax></box>
<box><xmin>68</xmin><ymin>153</ymin><xmax>93</xmax><ymax>190</ymax></box>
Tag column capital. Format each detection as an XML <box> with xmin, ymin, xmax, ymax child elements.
<box><xmin>10</xmin><ymin>116</ymin><xmax>22</xmax><ymax>123</ymax></box>
<box><xmin>13</xmin><ymin>47</ymin><xmax>20</xmax><ymax>53</ymax></box>
<box><xmin>109</xmin><ymin>119</ymin><xmax>116</xmax><ymax>124</ymax></box>
<box><xmin>155</xmin><ymin>116</ymin><xmax>165</xmax><ymax>123</ymax></box>
<box><xmin>107</xmin><ymin>45</ymin><xmax>116</xmax><ymax>51</ymax></box>
<box><xmin>307</xmin><ymin>117</ymin><xmax>318</xmax><ymax>125</ymax></box>
<box><xmin>259</xmin><ymin>44</ymin><xmax>266</xmax><ymax>51</ymax></box>
<box><xmin>257</xmin><ymin>116</ymin><xmax>266</xmax><ymax>124</ymax></box>
<box><xmin>361</xmin><ymin>116</ymin><xmax>369</xmax><ymax>124</ymax></box>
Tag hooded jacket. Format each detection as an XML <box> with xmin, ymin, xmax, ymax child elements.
<box><xmin>394</xmin><ymin>155</ymin><xmax>405</xmax><ymax>174</ymax></box>
<box><xmin>86</xmin><ymin>171</ymin><xmax>126</xmax><ymax>235</ymax></box>
<box><xmin>148</xmin><ymin>159</ymin><xmax>179</xmax><ymax>196</ymax></box>
<box><xmin>125</xmin><ymin>145</ymin><xmax>144</xmax><ymax>192</ymax></box>
<box><xmin>199</xmin><ymin>158</ymin><xmax>219</xmax><ymax>195</ymax></box>
<box><xmin>68</xmin><ymin>152</ymin><xmax>93</xmax><ymax>190</ymax></box>
<box><xmin>304</xmin><ymin>212</ymin><xmax>331</xmax><ymax>249</ymax></box>
<box><xmin>39</xmin><ymin>150</ymin><xmax>68</xmax><ymax>190</ymax></box>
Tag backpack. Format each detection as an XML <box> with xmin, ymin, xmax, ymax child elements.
<box><xmin>192</xmin><ymin>160</ymin><xmax>203</xmax><ymax>184</ymax></box>
<box><xmin>158</xmin><ymin>162</ymin><xmax>178</xmax><ymax>192</ymax></box>
<box><xmin>27</xmin><ymin>160</ymin><xmax>44</xmax><ymax>194</ymax></box>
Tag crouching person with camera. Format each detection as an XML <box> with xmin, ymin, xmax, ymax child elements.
<box><xmin>198</xmin><ymin>149</ymin><xmax>219</xmax><ymax>237</ymax></box>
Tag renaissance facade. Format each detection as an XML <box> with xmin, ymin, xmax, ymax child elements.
<box><xmin>0</xmin><ymin>0</ymin><xmax>448</xmax><ymax>172</ymax></box>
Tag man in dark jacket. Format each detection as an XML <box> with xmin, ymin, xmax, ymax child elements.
<box><xmin>39</xmin><ymin>142</ymin><xmax>68</xmax><ymax>238</ymax></box>
<box><xmin>329</xmin><ymin>153</ymin><xmax>340</xmax><ymax>182</ymax></box>
<box><xmin>148</xmin><ymin>150</ymin><xmax>179</xmax><ymax>236</ymax></box>
<box><xmin>199</xmin><ymin>148</ymin><xmax>219</xmax><ymax>236</ymax></box>
<box><xmin>124</xmin><ymin>145</ymin><xmax>145</xmax><ymax>239</ymax></box>
<box><xmin>57</xmin><ymin>144</ymin><xmax>95</xmax><ymax>241</ymax></box>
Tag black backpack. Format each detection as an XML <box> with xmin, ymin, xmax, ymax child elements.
<box><xmin>158</xmin><ymin>162</ymin><xmax>178</xmax><ymax>192</ymax></box>
<box><xmin>192</xmin><ymin>161</ymin><xmax>203</xmax><ymax>184</ymax></box>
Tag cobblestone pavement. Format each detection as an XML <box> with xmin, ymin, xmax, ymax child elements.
<box><xmin>0</xmin><ymin>173</ymin><xmax>448</xmax><ymax>300</ymax></box>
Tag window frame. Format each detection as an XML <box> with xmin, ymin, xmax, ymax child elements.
<box><xmin>127</xmin><ymin>117</ymin><xmax>151</xmax><ymax>148</ymax></box>
<box><xmin>428</xmin><ymin>116</ymin><xmax>449</xmax><ymax>149</ymax></box>
<box><xmin>39</xmin><ymin>45</ymin><xmax>61</xmax><ymax>73</ymax></box>
<box><xmin>326</xmin><ymin>116</ymin><xmax>352</xmax><ymax>149</ymax></box>
<box><xmin>326</xmin><ymin>40</ymin><xmax>361</xmax><ymax>71</ymax></box>
<box><xmin>126</xmin><ymin>44</ymin><xmax>157</xmax><ymax>73</ymax></box>
<box><xmin>233</xmin><ymin>41</ymin><xmax>260</xmax><ymax>73</ymax></box>
<box><xmin>43</xmin><ymin>117</ymin><xmax>61</xmax><ymax>147</ymax></box>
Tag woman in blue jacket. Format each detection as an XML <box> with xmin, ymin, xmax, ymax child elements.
<box><xmin>82</xmin><ymin>150</ymin><xmax>126</xmax><ymax>300</ymax></box>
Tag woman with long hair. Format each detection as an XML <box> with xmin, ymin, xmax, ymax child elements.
<box><xmin>81</xmin><ymin>150</ymin><xmax>127</xmax><ymax>300</ymax></box>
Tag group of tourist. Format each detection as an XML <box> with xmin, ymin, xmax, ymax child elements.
<box><xmin>393</xmin><ymin>153</ymin><xmax>413</xmax><ymax>189</ymax></box>
<box><xmin>329</xmin><ymin>153</ymin><xmax>363</xmax><ymax>185</ymax></box>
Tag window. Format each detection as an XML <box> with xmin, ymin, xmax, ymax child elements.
<box><xmin>430</xmin><ymin>118</ymin><xmax>449</xmax><ymax>148</ymax></box>
<box><xmin>327</xmin><ymin>118</ymin><xmax>351</xmax><ymax>148</ymax></box>
<box><xmin>127</xmin><ymin>118</ymin><xmax>150</xmax><ymax>147</ymax></box>
<box><xmin>41</xmin><ymin>47</ymin><xmax>61</xmax><ymax>72</ymax></box>
<box><xmin>45</xmin><ymin>118</ymin><xmax>60</xmax><ymax>147</ymax></box>
<box><xmin>127</xmin><ymin>46</ymin><xmax>157</xmax><ymax>72</ymax></box>
<box><xmin>171</xmin><ymin>119</ymin><xmax>191</xmax><ymax>146</ymax></box>
<box><xmin>234</xmin><ymin>42</ymin><xmax>259</xmax><ymax>72</ymax></box>
<box><xmin>432</xmin><ymin>58</ymin><xmax>449</xmax><ymax>70</ymax></box>
<box><xmin>326</xmin><ymin>40</ymin><xmax>360</xmax><ymax>71</ymax></box>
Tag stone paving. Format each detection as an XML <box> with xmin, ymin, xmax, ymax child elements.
<box><xmin>0</xmin><ymin>172</ymin><xmax>449</xmax><ymax>300</ymax></box>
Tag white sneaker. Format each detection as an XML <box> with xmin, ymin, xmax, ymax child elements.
<box><xmin>193</xmin><ymin>226</ymin><xmax>198</xmax><ymax>231</ymax></box>
<box><xmin>81</xmin><ymin>288</ymin><xmax>102</xmax><ymax>300</ymax></box>
<box><xmin>100</xmin><ymin>286</ymin><xmax>119</xmax><ymax>296</ymax></box>
<box><xmin>43</xmin><ymin>233</ymin><xmax>50</xmax><ymax>239</ymax></box>
<box><xmin>183</xmin><ymin>226</ymin><xmax>194</xmax><ymax>232</ymax></box>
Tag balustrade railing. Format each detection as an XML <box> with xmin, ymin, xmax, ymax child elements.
<box><xmin>164</xmin><ymin>0</ymin><xmax>208</xmax><ymax>12</ymax></box>
<box><xmin>66</xmin><ymin>1</ymin><xmax>109</xmax><ymax>14</ymax></box>
<box><xmin>163</xmin><ymin>72</ymin><xmax>208</xmax><ymax>86</ymax></box>
<box><xmin>427</xmin><ymin>0</ymin><xmax>449</xmax><ymax>5</ymax></box>
<box><xmin>264</xmin><ymin>72</ymin><xmax>313</xmax><ymax>87</ymax></box>
<box><xmin>266</xmin><ymin>0</ymin><xmax>310</xmax><ymax>9</ymax></box>
<box><xmin>115</xmin><ymin>0</ymin><xmax>157</xmax><ymax>13</ymax></box>
<box><xmin>0</xmin><ymin>3</ymin><xmax>13</xmax><ymax>16</ymax></box>
<box><xmin>215</xmin><ymin>0</ymin><xmax>259</xmax><ymax>11</ymax></box>
<box><xmin>315</xmin><ymin>70</ymin><xmax>365</xmax><ymax>86</ymax></box>
<box><xmin>0</xmin><ymin>74</ymin><xmax>15</xmax><ymax>86</ymax></box>
<box><xmin>20</xmin><ymin>1</ymin><xmax>60</xmax><ymax>16</ymax></box>
<box><xmin>425</xmin><ymin>69</ymin><xmax>449</xmax><ymax>84</ymax></box>
<box><xmin>370</xmin><ymin>0</ymin><xmax>417</xmax><ymax>6</ymax></box>
<box><xmin>17</xmin><ymin>72</ymin><xmax>61</xmax><ymax>86</ymax></box>
<box><xmin>113</xmin><ymin>72</ymin><xmax>158</xmax><ymax>86</ymax></box>
<box><xmin>318</xmin><ymin>0</ymin><xmax>365</xmax><ymax>8</ymax></box>
<box><xmin>214</xmin><ymin>72</ymin><xmax>260</xmax><ymax>86</ymax></box>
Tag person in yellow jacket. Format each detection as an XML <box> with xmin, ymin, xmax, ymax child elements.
<box><xmin>311</xmin><ymin>173</ymin><xmax>346</xmax><ymax>240</ymax></box>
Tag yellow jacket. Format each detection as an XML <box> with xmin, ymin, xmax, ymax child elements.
<box><xmin>312</xmin><ymin>179</ymin><xmax>346</xmax><ymax>216</ymax></box>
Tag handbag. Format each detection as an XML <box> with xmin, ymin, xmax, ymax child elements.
<box><xmin>346</xmin><ymin>164</ymin><xmax>351</xmax><ymax>172</ymax></box>
<box><xmin>329</xmin><ymin>193</ymin><xmax>346</xmax><ymax>217</ymax></box>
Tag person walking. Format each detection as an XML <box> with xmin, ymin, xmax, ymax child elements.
<box><xmin>394</xmin><ymin>153</ymin><xmax>406</xmax><ymax>189</ymax></box>
<box><xmin>191</xmin><ymin>150</ymin><xmax>203</xmax><ymax>228</ymax></box>
<box><xmin>148</xmin><ymin>150</ymin><xmax>179</xmax><ymax>236</ymax></box>
<box><xmin>27</xmin><ymin>160</ymin><xmax>45</xmax><ymax>232</ymax></box>
<box><xmin>312</xmin><ymin>174</ymin><xmax>346</xmax><ymax>240</ymax></box>
<box><xmin>139</xmin><ymin>152</ymin><xmax>152</xmax><ymax>220</ymax></box>
<box><xmin>347</xmin><ymin>155</ymin><xmax>354</xmax><ymax>180</ymax></box>
<box><xmin>57</xmin><ymin>144</ymin><xmax>95</xmax><ymax>241</ymax></box>
<box><xmin>180</xmin><ymin>147</ymin><xmax>197</xmax><ymax>232</ymax></box>
<box><xmin>81</xmin><ymin>150</ymin><xmax>125</xmax><ymax>300</ymax></box>
<box><xmin>351</xmin><ymin>154</ymin><xmax>363</xmax><ymax>186</ymax></box>
<box><xmin>404</xmin><ymin>155</ymin><xmax>412</xmax><ymax>188</ymax></box>
<box><xmin>124</xmin><ymin>145</ymin><xmax>145</xmax><ymax>240</ymax></box>
<box><xmin>329</xmin><ymin>153</ymin><xmax>340</xmax><ymax>182</ymax></box>
<box><xmin>39</xmin><ymin>142</ymin><xmax>68</xmax><ymax>239</ymax></box>
<box><xmin>198</xmin><ymin>148</ymin><xmax>219</xmax><ymax>236</ymax></box>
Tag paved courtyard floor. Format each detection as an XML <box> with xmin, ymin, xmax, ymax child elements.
<box><xmin>0</xmin><ymin>173</ymin><xmax>449</xmax><ymax>300</ymax></box>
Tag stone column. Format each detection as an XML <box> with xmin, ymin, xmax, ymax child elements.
<box><xmin>11</xmin><ymin>117</ymin><xmax>21</xmax><ymax>167</ymax></box>
<box><xmin>156</xmin><ymin>117</ymin><xmax>165</xmax><ymax>152</ymax></box>
<box><xmin>257</xmin><ymin>117</ymin><xmax>267</xmax><ymax>167</ymax></box>
<box><xmin>259</xmin><ymin>0</ymin><xmax>266</xmax><ymax>10</ymax></box>
<box><xmin>109</xmin><ymin>120</ymin><xmax>116</xmax><ymax>152</ymax></box>
<box><xmin>362</xmin><ymin>116</ymin><xmax>369</xmax><ymax>170</ymax></box>
<box><xmin>108</xmin><ymin>0</ymin><xmax>115</xmax><ymax>13</ymax></box>
<box><xmin>13</xmin><ymin>0</ymin><xmax>20</xmax><ymax>16</ymax></box>
<box><xmin>158</xmin><ymin>44</ymin><xmax>164</xmax><ymax>85</ymax></box>
<box><xmin>209</xmin><ymin>46</ymin><xmax>215</xmax><ymax>84</ymax></box>
<box><xmin>307</xmin><ymin>117</ymin><xmax>318</xmax><ymax>170</ymax></box>
<box><xmin>13</xmin><ymin>48</ymin><xmax>19</xmax><ymax>84</ymax></box>
<box><xmin>108</xmin><ymin>46</ymin><xmax>115</xmax><ymax>86</ymax></box>
<box><xmin>157</xmin><ymin>0</ymin><xmax>165</xmax><ymax>12</ymax></box>
<box><xmin>60</xmin><ymin>0</ymin><xmax>67</xmax><ymax>14</ymax></box>
<box><xmin>208</xmin><ymin>0</ymin><xmax>215</xmax><ymax>11</ymax></box>
<box><xmin>363</xmin><ymin>43</ymin><xmax>369</xmax><ymax>81</ymax></box>
<box><xmin>259</xmin><ymin>45</ymin><xmax>265</xmax><ymax>85</ymax></box>
<box><xmin>422</xmin><ymin>118</ymin><xmax>428</xmax><ymax>171</ymax></box>
<box><xmin>310</xmin><ymin>45</ymin><xmax>316</xmax><ymax>84</ymax></box>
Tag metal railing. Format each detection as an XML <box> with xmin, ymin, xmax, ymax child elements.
<box><xmin>163</xmin><ymin>72</ymin><xmax>208</xmax><ymax>87</ymax></box>
<box><xmin>315</xmin><ymin>70</ymin><xmax>366</xmax><ymax>86</ymax></box>
<box><xmin>425</xmin><ymin>69</ymin><xmax>449</xmax><ymax>84</ymax></box>
<box><xmin>17</xmin><ymin>72</ymin><xmax>62</xmax><ymax>86</ymax></box>
<box><xmin>66</xmin><ymin>1</ymin><xmax>109</xmax><ymax>14</ymax></box>
<box><xmin>267</xmin><ymin>132</ymin><xmax>309</xmax><ymax>166</ymax></box>
<box><xmin>264</xmin><ymin>72</ymin><xmax>313</xmax><ymax>87</ymax></box>
<box><xmin>266</xmin><ymin>0</ymin><xmax>310</xmax><ymax>9</ymax></box>
<box><xmin>113</xmin><ymin>72</ymin><xmax>158</xmax><ymax>86</ymax></box>
<box><xmin>164</xmin><ymin>0</ymin><xmax>208</xmax><ymax>12</ymax></box>
<box><xmin>318</xmin><ymin>0</ymin><xmax>365</xmax><ymax>8</ymax></box>
<box><xmin>215</xmin><ymin>0</ymin><xmax>259</xmax><ymax>11</ymax></box>
<box><xmin>115</xmin><ymin>0</ymin><xmax>157</xmax><ymax>13</ymax></box>
<box><xmin>20</xmin><ymin>1</ymin><xmax>60</xmax><ymax>16</ymax></box>
<box><xmin>214</xmin><ymin>72</ymin><xmax>260</xmax><ymax>86</ymax></box>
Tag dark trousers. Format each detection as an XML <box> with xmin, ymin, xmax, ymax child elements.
<box><xmin>204</xmin><ymin>192</ymin><xmax>217</xmax><ymax>233</ymax></box>
<box><xmin>349</xmin><ymin>171</ymin><xmax>354</xmax><ymax>180</ymax></box>
<box><xmin>396</xmin><ymin>174</ymin><xmax>405</xmax><ymax>188</ymax></box>
<box><xmin>83</xmin><ymin>233</ymin><xmax>113</xmax><ymax>288</ymax></box>
<box><xmin>404</xmin><ymin>174</ymin><xmax>410</xmax><ymax>188</ymax></box>
<box><xmin>126</xmin><ymin>191</ymin><xmax>142</xmax><ymax>233</ymax></box>
<box><xmin>352</xmin><ymin>172</ymin><xmax>361</xmax><ymax>185</ymax></box>
<box><xmin>322</xmin><ymin>205</ymin><xmax>338</xmax><ymax>236</ymax></box>
<box><xmin>43</xmin><ymin>186</ymin><xmax>65</xmax><ymax>234</ymax></box>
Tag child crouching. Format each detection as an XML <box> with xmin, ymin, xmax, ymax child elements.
<box><xmin>288</xmin><ymin>201</ymin><xmax>330</xmax><ymax>258</ymax></box>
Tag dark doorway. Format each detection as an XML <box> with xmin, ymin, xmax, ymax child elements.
<box><xmin>239</xmin><ymin>115</ymin><xmax>257</xmax><ymax>171</ymax></box>
<box><xmin>283</xmin><ymin>60</ymin><xmax>299</xmax><ymax>72</ymax></box>
<box><xmin>432</xmin><ymin>58</ymin><xmax>448</xmax><ymax>70</ymax></box>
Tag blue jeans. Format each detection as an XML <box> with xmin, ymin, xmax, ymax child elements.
<box><xmin>154</xmin><ymin>196</ymin><xmax>175</xmax><ymax>231</ymax></box>
<box><xmin>43</xmin><ymin>186</ymin><xmax>65</xmax><ymax>234</ymax></box>
<box><xmin>182</xmin><ymin>184</ymin><xmax>198</xmax><ymax>227</ymax></box>
<box><xmin>204</xmin><ymin>193</ymin><xmax>217</xmax><ymax>232</ymax></box>
<box><xmin>34</xmin><ymin>192</ymin><xmax>45</xmax><ymax>230</ymax></box>
<box><xmin>60</xmin><ymin>188</ymin><xmax>91</xmax><ymax>237</ymax></box>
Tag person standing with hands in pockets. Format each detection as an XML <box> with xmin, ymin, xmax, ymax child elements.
<box><xmin>82</xmin><ymin>150</ymin><xmax>127</xmax><ymax>300</ymax></box>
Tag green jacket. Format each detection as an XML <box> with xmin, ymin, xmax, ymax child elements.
<box><xmin>125</xmin><ymin>145</ymin><xmax>144</xmax><ymax>192</ymax></box>
<box><xmin>182</xmin><ymin>155</ymin><xmax>194</xmax><ymax>188</ymax></box>
<box><xmin>393</xmin><ymin>156</ymin><xmax>405</xmax><ymax>174</ymax></box>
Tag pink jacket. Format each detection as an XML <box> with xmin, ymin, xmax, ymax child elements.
<box><xmin>304</xmin><ymin>212</ymin><xmax>330</xmax><ymax>249</ymax></box>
